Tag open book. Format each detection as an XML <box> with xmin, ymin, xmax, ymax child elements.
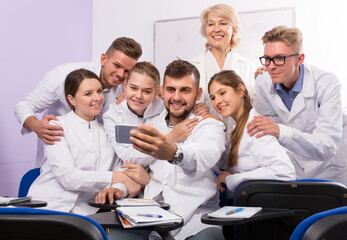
<box><xmin>207</xmin><ymin>206</ymin><xmax>262</xmax><ymax>219</ymax></box>
<box><xmin>116</xmin><ymin>206</ymin><xmax>182</xmax><ymax>228</ymax></box>
<box><xmin>0</xmin><ymin>196</ymin><xmax>32</xmax><ymax>206</ymax></box>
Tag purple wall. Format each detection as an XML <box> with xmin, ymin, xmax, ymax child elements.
<box><xmin>0</xmin><ymin>0</ymin><xmax>93</xmax><ymax>196</ymax></box>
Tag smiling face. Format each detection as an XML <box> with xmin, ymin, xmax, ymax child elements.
<box><xmin>67</xmin><ymin>78</ymin><xmax>104</xmax><ymax>121</ymax></box>
<box><xmin>209</xmin><ymin>81</ymin><xmax>244</xmax><ymax>121</ymax></box>
<box><xmin>99</xmin><ymin>50</ymin><xmax>137</xmax><ymax>89</ymax></box>
<box><xmin>125</xmin><ymin>72</ymin><xmax>158</xmax><ymax>117</ymax></box>
<box><xmin>264</xmin><ymin>41</ymin><xmax>304</xmax><ymax>89</ymax></box>
<box><xmin>162</xmin><ymin>74</ymin><xmax>202</xmax><ymax>125</ymax></box>
<box><xmin>205</xmin><ymin>12</ymin><xmax>233</xmax><ymax>52</ymax></box>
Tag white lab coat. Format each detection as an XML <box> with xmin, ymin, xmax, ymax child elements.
<box><xmin>190</xmin><ymin>50</ymin><xmax>256</xmax><ymax>136</ymax></box>
<box><xmin>103</xmin><ymin>97</ymin><xmax>165</xmax><ymax>166</ymax></box>
<box><xmin>224</xmin><ymin>109</ymin><xmax>296</xmax><ymax>191</ymax></box>
<box><xmin>256</xmin><ymin>64</ymin><xmax>347</xmax><ymax>184</ymax></box>
<box><xmin>28</xmin><ymin>111</ymin><xmax>118</xmax><ymax>216</ymax></box>
<box><xmin>14</xmin><ymin>61</ymin><xmax>124</xmax><ymax>167</ymax></box>
<box><xmin>144</xmin><ymin>111</ymin><xmax>226</xmax><ymax>240</ymax></box>
<box><xmin>103</xmin><ymin>97</ymin><xmax>165</xmax><ymax>196</ymax></box>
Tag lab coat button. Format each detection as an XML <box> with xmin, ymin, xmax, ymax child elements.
<box><xmin>163</xmin><ymin>180</ymin><xmax>168</xmax><ymax>185</ymax></box>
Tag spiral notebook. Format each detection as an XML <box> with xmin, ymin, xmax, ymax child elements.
<box><xmin>116</xmin><ymin>206</ymin><xmax>182</xmax><ymax>228</ymax></box>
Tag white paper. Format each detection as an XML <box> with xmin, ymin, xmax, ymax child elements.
<box><xmin>207</xmin><ymin>206</ymin><xmax>262</xmax><ymax>219</ymax></box>
<box><xmin>0</xmin><ymin>196</ymin><xmax>31</xmax><ymax>205</ymax></box>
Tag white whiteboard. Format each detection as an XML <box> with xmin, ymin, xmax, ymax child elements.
<box><xmin>154</xmin><ymin>7</ymin><xmax>295</xmax><ymax>78</ymax></box>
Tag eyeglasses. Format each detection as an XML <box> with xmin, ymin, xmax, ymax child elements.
<box><xmin>259</xmin><ymin>54</ymin><xmax>299</xmax><ymax>66</ymax></box>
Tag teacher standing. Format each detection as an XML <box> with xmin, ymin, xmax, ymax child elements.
<box><xmin>190</xmin><ymin>4</ymin><xmax>256</xmax><ymax>134</ymax></box>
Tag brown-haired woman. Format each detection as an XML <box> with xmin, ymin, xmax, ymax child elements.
<box><xmin>208</xmin><ymin>70</ymin><xmax>296</xmax><ymax>192</ymax></box>
<box><xmin>28</xmin><ymin>69</ymin><xmax>141</xmax><ymax>215</ymax></box>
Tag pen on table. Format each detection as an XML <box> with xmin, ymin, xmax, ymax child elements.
<box><xmin>118</xmin><ymin>211</ymin><xmax>163</xmax><ymax>218</ymax></box>
<box><xmin>225</xmin><ymin>207</ymin><xmax>244</xmax><ymax>215</ymax></box>
<box><xmin>137</xmin><ymin>213</ymin><xmax>163</xmax><ymax>218</ymax></box>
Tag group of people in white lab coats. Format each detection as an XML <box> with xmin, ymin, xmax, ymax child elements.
<box><xmin>15</xmin><ymin>3</ymin><xmax>347</xmax><ymax>240</ymax></box>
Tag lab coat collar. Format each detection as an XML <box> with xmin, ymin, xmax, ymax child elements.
<box><xmin>67</xmin><ymin>111</ymin><xmax>99</xmax><ymax>129</ymax></box>
<box><xmin>143</xmin><ymin>97</ymin><xmax>164</xmax><ymax>119</ymax></box>
<box><xmin>205</xmin><ymin>49</ymin><xmax>248</xmax><ymax>66</ymax></box>
<box><xmin>301</xmin><ymin>64</ymin><xmax>315</xmax><ymax>97</ymax></box>
<box><xmin>286</xmin><ymin>65</ymin><xmax>315</xmax><ymax>119</ymax></box>
<box><xmin>164</xmin><ymin>110</ymin><xmax>198</xmax><ymax>128</ymax></box>
<box><xmin>190</xmin><ymin>49</ymin><xmax>246</xmax><ymax>65</ymax></box>
<box><xmin>269</xmin><ymin>64</ymin><xmax>315</xmax><ymax>119</ymax></box>
<box><xmin>122</xmin><ymin>96</ymin><xmax>163</xmax><ymax>120</ymax></box>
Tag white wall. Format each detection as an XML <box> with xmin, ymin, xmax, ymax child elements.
<box><xmin>93</xmin><ymin>0</ymin><xmax>347</xmax><ymax>105</ymax></box>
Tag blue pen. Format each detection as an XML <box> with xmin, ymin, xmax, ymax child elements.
<box><xmin>225</xmin><ymin>207</ymin><xmax>244</xmax><ymax>215</ymax></box>
<box><xmin>118</xmin><ymin>211</ymin><xmax>162</xmax><ymax>218</ymax></box>
<box><xmin>137</xmin><ymin>213</ymin><xmax>163</xmax><ymax>218</ymax></box>
<box><xmin>213</xmin><ymin>171</ymin><xmax>219</xmax><ymax>177</ymax></box>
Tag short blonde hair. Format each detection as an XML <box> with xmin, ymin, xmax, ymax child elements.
<box><xmin>200</xmin><ymin>4</ymin><xmax>241</xmax><ymax>50</ymax></box>
<box><xmin>261</xmin><ymin>25</ymin><xmax>303</xmax><ymax>53</ymax></box>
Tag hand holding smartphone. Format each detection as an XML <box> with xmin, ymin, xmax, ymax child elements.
<box><xmin>115</xmin><ymin>124</ymin><xmax>138</xmax><ymax>144</ymax></box>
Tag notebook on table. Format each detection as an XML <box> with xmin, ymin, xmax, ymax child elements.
<box><xmin>116</xmin><ymin>206</ymin><xmax>182</xmax><ymax>228</ymax></box>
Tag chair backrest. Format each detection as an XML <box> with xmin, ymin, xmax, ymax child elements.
<box><xmin>18</xmin><ymin>167</ymin><xmax>40</xmax><ymax>197</ymax></box>
<box><xmin>290</xmin><ymin>206</ymin><xmax>347</xmax><ymax>240</ymax></box>
<box><xmin>0</xmin><ymin>207</ymin><xmax>108</xmax><ymax>240</ymax></box>
<box><xmin>232</xmin><ymin>179</ymin><xmax>347</xmax><ymax>240</ymax></box>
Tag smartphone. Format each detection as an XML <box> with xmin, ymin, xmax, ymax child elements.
<box><xmin>115</xmin><ymin>124</ymin><xmax>138</xmax><ymax>144</ymax></box>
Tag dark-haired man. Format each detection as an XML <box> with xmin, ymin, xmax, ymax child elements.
<box><xmin>118</xmin><ymin>59</ymin><xmax>226</xmax><ymax>240</ymax></box>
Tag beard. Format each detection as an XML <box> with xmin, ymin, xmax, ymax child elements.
<box><xmin>167</xmin><ymin>108</ymin><xmax>191</xmax><ymax>119</ymax></box>
<box><xmin>165</xmin><ymin>100</ymin><xmax>195</xmax><ymax>120</ymax></box>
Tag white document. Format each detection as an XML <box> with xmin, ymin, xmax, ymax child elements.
<box><xmin>207</xmin><ymin>206</ymin><xmax>262</xmax><ymax>219</ymax></box>
<box><xmin>0</xmin><ymin>196</ymin><xmax>32</xmax><ymax>206</ymax></box>
<box><xmin>116</xmin><ymin>198</ymin><xmax>160</xmax><ymax>207</ymax></box>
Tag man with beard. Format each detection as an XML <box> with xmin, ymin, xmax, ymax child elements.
<box><xmin>15</xmin><ymin>37</ymin><xmax>142</xmax><ymax>167</ymax></box>
<box><xmin>117</xmin><ymin>59</ymin><xmax>226</xmax><ymax>240</ymax></box>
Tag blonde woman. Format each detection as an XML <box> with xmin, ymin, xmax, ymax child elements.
<box><xmin>190</xmin><ymin>4</ymin><xmax>256</xmax><ymax>135</ymax></box>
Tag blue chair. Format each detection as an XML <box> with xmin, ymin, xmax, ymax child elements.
<box><xmin>18</xmin><ymin>167</ymin><xmax>40</xmax><ymax>197</ymax></box>
<box><xmin>290</xmin><ymin>206</ymin><xmax>347</xmax><ymax>240</ymax></box>
<box><xmin>0</xmin><ymin>207</ymin><xmax>108</xmax><ymax>240</ymax></box>
<box><xmin>230</xmin><ymin>179</ymin><xmax>347</xmax><ymax>240</ymax></box>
